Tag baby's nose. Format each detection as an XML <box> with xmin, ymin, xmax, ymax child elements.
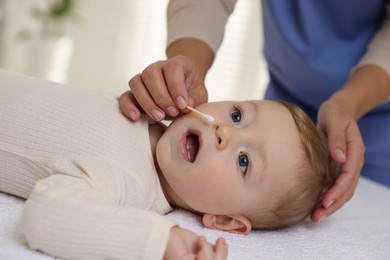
<box><xmin>214</xmin><ymin>124</ymin><xmax>231</xmax><ymax>150</ymax></box>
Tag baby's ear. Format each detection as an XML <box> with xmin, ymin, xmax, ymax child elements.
<box><xmin>202</xmin><ymin>214</ymin><xmax>252</xmax><ymax>234</ymax></box>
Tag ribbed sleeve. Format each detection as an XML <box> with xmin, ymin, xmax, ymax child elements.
<box><xmin>167</xmin><ymin>0</ymin><xmax>237</xmax><ymax>53</ymax></box>
<box><xmin>22</xmin><ymin>173</ymin><xmax>174</xmax><ymax>260</ymax></box>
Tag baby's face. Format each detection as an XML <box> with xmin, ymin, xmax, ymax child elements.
<box><xmin>156</xmin><ymin>100</ymin><xmax>304</xmax><ymax>216</ymax></box>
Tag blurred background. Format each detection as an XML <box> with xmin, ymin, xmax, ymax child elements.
<box><xmin>0</xmin><ymin>0</ymin><xmax>268</xmax><ymax>102</ymax></box>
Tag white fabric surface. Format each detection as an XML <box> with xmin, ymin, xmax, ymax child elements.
<box><xmin>1</xmin><ymin>177</ymin><xmax>389</xmax><ymax>259</ymax></box>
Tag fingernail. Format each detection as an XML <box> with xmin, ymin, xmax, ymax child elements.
<box><xmin>335</xmin><ymin>149</ymin><xmax>346</xmax><ymax>160</ymax></box>
<box><xmin>317</xmin><ymin>215</ymin><xmax>326</xmax><ymax>223</ymax></box>
<box><xmin>325</xmin><ymin>200</ymin><xmax>335</xmax><ymax>209</ymax></box>
<box><xmin>151</xmin><ymin>109</ymin><xmax>164</xmax><ymax>121</ymax></box>
<box><xmin>128</xmin><ymin>110</ymin><xmax>137</xmax><ymax>120</ymax></box>
<box><xmin>176</xmin><ymin>96</ymin><xmax>186</xmax><ymax>109</ymax></box>
<box><xmin>167</xmin><ymin>106</ymin><xmax>179</xmax><ymax>117</ymax></box>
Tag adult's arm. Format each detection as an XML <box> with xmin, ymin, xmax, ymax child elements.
<box><xmin>166</xmin><ymin>0</ymin><xmax>237</xmax><ymax>79</ymax></box>
<box><xmin>313</xmin><ymin>4</ymin><xmax>390</xmax><ymax>222</ymax></box>
<box><xmin>120</xmin><ymin>0</ymin><xmax>237</xmax><ymax>121</ymax></box>
<box><xmin>167</xmin><ymin>0</ymin><xmax>237</xmax><ymax>53</ymax></box>
<box><xmin>353</xmin><ymin>3</ymin><xmax>390</xmax><ymax>98</ymax></box>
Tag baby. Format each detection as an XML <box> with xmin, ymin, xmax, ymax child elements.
<box><xmin>0</xmin><ymin>69</ymin><xmax>333</xmax><ymax>259</ymax></box>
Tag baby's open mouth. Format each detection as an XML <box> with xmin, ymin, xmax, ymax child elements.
<box><xmin>186</xmin><ymin>133</ymin><xmax>199</xmax><ymax>163</ymax></box>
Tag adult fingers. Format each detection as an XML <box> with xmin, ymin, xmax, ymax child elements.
<box><xmin>163</xmin><ymin>57</ymin><xmax>208</xmax><ymax>109</ymax></box>
<box><xmin>324</xmin><ymin>169</ymin><xmax>360</xmax><ymax>216</ymax></box>
<box><xmin>118</xmin><ymin>90</ymin><xmax>141</xmax><ymax>121</ymax></box>
<box><xmin>312</xmin><ymin>170</ymin><xmax>360</xmax><ymax>222</ymax></box>
<box><xmin>129</xmin><ymin>73</ymin><xmax>166</xmax><ymax>121</ymax></box>
<box><xmin>323</xmin><ymin>123</ymin><xmax>364</xmax><ymax>211</ymax></box>
<box><xmin>162</xmin><ymin>57</ymin><xmax>192</xmax><ymax>109</ymax></box>
<box><xmin>318</xmin><ymin>110</ymin><xmax>347</xmax><ymax>164</ymax></box>
<box><xmin>312</xmin><ymin>123</ymin><xmax>364</xmax><ymax>222</ymax></box>
<box><xmin>141</xmin><ymin>62</ymin><xmax>181</xmax><ymax>117</ymax></box>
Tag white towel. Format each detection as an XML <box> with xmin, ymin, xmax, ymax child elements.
<box><xmin>1</xmin><ymin>177</ymin><xmax>390</xmax><ymax>260</ymax></box>
<box><xmin>0</xmin><ymin>194</ymin><xmax>53</xmax><ymax>259</ymax></box>
<box><xmin>166</xmin><ymin>177</ymin><xmax>390</xmax><ymax>260</ymax></box>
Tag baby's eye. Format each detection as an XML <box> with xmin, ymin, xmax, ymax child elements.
<box><xmin>231</xmin><ymin>107</ymin><xmax>242</xmax><ymax>124</ymax></box>
<box><xmin>238</xmin><ymin>153</ymin><xmax>249</xmax><ymax>175</ymax></box>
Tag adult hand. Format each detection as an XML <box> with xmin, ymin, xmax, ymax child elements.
<box><xmin>164</xmin><ymin>226</ymin><xmax>228</xmax><ymax>260</ymax></box>
<box><xmin>311</xmin><ymin>98</ymin><xmax>365</xmax><ymax>222</ymax></box>
<box><xmin>119</xmin><ymin>55</ymin><xmax>208</xmax><ymax>121</ymax></box>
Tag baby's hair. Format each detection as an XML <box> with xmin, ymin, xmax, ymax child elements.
<box><xmin>250</xmin><ymin>101</ymin><xmax>337</xmax><ymax>229</ymax></box>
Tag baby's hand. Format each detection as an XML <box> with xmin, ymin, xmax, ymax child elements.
<box><xmin>164</xmin><ymin>226</ymin><xmax>228</xmax><ymax>260</ymax></box>
<box><xmin>119</xmin><ymin>55</ymin><xmax>208</xmax><ymax>122</ymax></box>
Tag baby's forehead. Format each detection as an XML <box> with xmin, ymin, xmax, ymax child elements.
<box><xmin>249</xmin><ymin>100</ymin><xmax>295</xmax><ymax>121</ymax></box>
<box><xmin>251</xmin><ymin>99</ymin><xmax>286</xmax><ymax>108</ymax></box>
<box><xmin>250</xmin><ymin>100</ymin><xmax>305</xmax><ymax>170</ymax></box>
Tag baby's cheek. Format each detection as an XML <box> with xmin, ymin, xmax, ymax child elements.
<box><xmin>200</xmin><ymin>184</ymin><xmax>235</xmax><ymax>208</ymax></box>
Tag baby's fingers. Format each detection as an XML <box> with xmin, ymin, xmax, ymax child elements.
<box><xmin>195</xmin><ymin>236</ymin><xmax>228</xmax><ymax>260</ymax></box>
<box><xmin>214</xmin><ymin>237</ymin><xmax>228</xmax><ymax>260</ymax></box>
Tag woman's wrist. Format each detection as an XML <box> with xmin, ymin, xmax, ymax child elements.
<box><xmin>329</xmin><ymin>64</ymin><xmax>390</xmax><ymax>120</ymax></box>
<box><xmin>166</xmin><ymin>38</ymin><xmax>215</xmax><ymax>81</ymax></box>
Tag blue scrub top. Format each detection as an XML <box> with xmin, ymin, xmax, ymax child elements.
<box><xmin>261</xmin><ymin>0</ymin><xmax>390</xmax><ymax>186</ymax></box>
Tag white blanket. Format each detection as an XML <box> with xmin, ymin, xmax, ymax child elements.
<box><xmin>1</xmin><ymin>177</ymin><xmax>389</xmax><ymax>259</ymax></box>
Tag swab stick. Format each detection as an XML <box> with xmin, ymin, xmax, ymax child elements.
<box><xmin>186</xmin><ymin>106</ymin><xmax>214</xmax><ymax>122</ymax></box>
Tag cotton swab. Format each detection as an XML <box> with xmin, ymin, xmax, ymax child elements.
<box><xmin>186</xmin><ymin>106</ymin><xmax>214</xmax><ymax>122</ymax></box>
